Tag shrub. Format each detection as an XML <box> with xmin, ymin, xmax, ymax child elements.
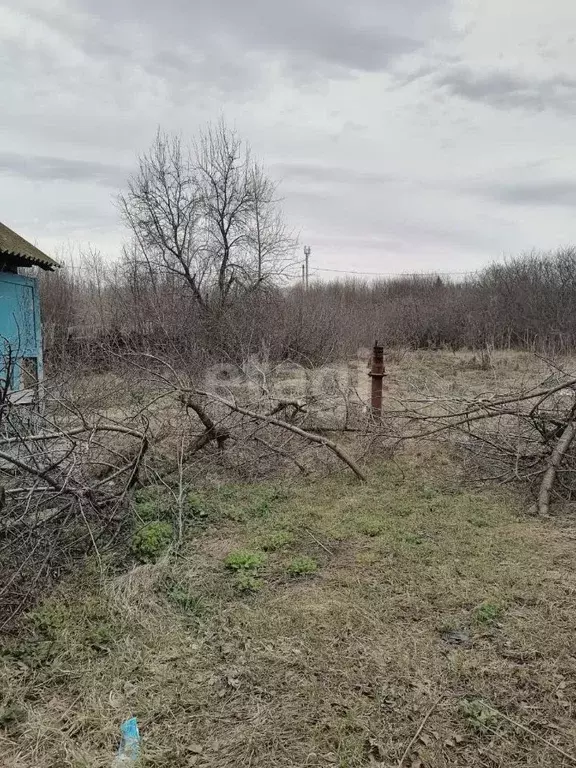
<box><xmin>224</xmin><ymin>550</ymin><xmax>266</xmax><ymax>571</ymax></box>
<box><xmin>286</xmin><ymin>556</ymin><xmax>318</xmax><ymax>576</ymax></box>
<box><xmin>258</xmin><ymin>530</ymin><xmax>295</xmax><ymax>551</ymax></box>
<box><xmin>131</xmin><ymin>521</ymin><xmax>173</xmax><ymax>562</ymax></box>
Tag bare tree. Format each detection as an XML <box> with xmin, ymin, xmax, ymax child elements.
<box><xmin>197</xmin><ymin>124</ymin><xmax>296</xmax><ymax>299</ymax></box>
<box><xmin>38</xmin><ymin>250</ymin><xmax>78</xmax><ymax>360</ymax></box>
<box><xmin>120</xmin><ymin>122</ymin><xmax>297</xmax><ymax>313</ymax></box>
<box><xmin>82</xmin><ymin>246</ymin><xmax>110</xmax><ymax>329</ymax></box>
<box><xmin>119</xmin><ymin>131</ymin><xmax>206</xmax><ymax>307</ymax></box>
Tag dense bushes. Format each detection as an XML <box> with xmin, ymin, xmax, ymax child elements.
<box><xmin>40</xmin><ymin>247</ymin><xmax>576</xmax><ymax>368</ymax></box>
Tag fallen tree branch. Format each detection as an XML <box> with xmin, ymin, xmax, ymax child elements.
<box><xmin>0</xmin><ymin>423</ymin><xmax>147</xmax><ymax>446</ymax></box>
<box><xmin>482</xmin><ymin>702</ymin><xmax>576</xmax><ymax>766</ymax></box>
<box><xmin>305</xmin><ymin>527</ymin><xmax>334</xmax><ymax>555</ymax></box>
<box><xmin>537</xmin><ymin>417</ymin><xmax>576</xmax><ymax>515</ymax></box>
<box><xmin>417</xmin><ymin>377</ymin><xmax>576</xmax><ymax>421</ymax></box>
<box><xmin>397</xmin><ymin>696</ymin><xmax>443</xmax><ymax>767</ymax></box>
<box><xmin>0</xmin><ymin>448</ymin><xmax>72</xmax><ymax>495</ymax></box>
<box><xmin>195</xmin><ymin>390</ymin><xmax>367</xmax><ymax>481</ymax></box>
<box><xmin>178</xmin><ymin>393</ymin><xmax>230</xmax><ymax>451</ymax></box>
<box><xmin>268</xmin><ymin>399</ymin><xmax>308</xmax><ymax>420</ymax></box>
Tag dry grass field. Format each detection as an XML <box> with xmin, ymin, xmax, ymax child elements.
<box><xmin>2</xmin><ymin>351</ymin><xmax>576</xmax><ymax>767</ymax></box>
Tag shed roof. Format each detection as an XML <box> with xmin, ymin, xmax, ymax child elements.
<box><xmin>0</xmin><ymin>221</ymin><xmax>59</xmax><ymax>271</ymax></box>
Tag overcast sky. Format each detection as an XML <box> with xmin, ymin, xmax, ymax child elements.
<box><xmin>2</xmin><ymin>0</ymin><xmax>576</xmax><ymax>276</ymax></box>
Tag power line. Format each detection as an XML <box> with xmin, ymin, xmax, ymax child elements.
<box><xmin>311</xmin><ymin>266</ymin><xmax>479</xmax><ymax>277</ymax></box>
<box><xmin>56</xmin><ymin>260</ymin><xmax>479</xmax><ymax>280</ymax></box>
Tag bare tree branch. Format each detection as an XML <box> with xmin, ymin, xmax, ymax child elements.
<box><xmin>195</xmin><ymin>389</ymin><xmax>367</xmax><ymax>482</ymax></box>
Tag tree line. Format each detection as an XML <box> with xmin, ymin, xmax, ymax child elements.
<box><xmin>40</xmin><ymin>246</ymin><xmax>576</xmax><ymax>367</ymax></box>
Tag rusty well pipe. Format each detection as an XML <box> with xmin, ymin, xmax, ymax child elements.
<box><xmin>369</xmin><ymin>341</ymin><xmax>385</xmax><ymax>417</ymax></box>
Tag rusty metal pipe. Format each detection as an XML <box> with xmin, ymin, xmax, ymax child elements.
<box><xmin>369</xmin><ymin>341</ymin><xmax>385</xmax><ymax>417</ymax></box>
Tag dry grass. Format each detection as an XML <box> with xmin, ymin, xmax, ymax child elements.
<box><xmin>384</xmin><ymin>348</ymin><xmax>570</xmax><ymax>401</ymax></box>
<box><xmin>2</xmin><ymin>445</ymin><xmax>576</xmax><ymax>767</ymax></box>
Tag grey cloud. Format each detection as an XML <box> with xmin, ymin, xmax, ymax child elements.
<box><xmin>46</xmin><ymin>0</ymin><xmax>448</xmax><ymax>78</ymax></box>
<box><xmin>435</xmin><ymin>65</ymin><xmax>576</xmax><ymax>114</ymax></box>
<box><xmin>305</xmin><ymin>214</ymin><xmax>503</xmax><ymax>256</ymax></box>
<box><xmin>282</xmin><ymin>168</ymin><xmax>506</xmax><ymax>253</ymax></box>
<box><xmin>475</xmin><ymin>179</ymin><xmax>576</xmax><ymax>208</ymax></box>
<box><xmin>272</xmin><ymin>162</ymin><xmax>397</xmax><ymax>187</ymax></box>
<box><xmin>5</xmin><ymin>0</ymin><xmax>450</xmax><ymax>155</ymax></box>
<box><xmin>148</xmin><ymin>46</ymin><xmax>265</xmax><ymax>96</ymax></box>
<box><xmin>0</xmin><ymin>152</ymin><xmax>128</xmax><ymax>188</ymax></box>
<box><xmin>8</xmin><ymin>0</ymin><xmax>573</xmax><ymax>269</ymax></box>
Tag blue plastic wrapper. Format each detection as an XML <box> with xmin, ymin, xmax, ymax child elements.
<box><xmin>114</xmin><ymin>717</ymin><xmax>140</xmax><ymax>764</ymax></box>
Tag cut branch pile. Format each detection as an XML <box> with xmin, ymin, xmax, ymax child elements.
<box><xmin>0</xmin><ymin>354</ymin><xmax>370</xmax><ymax>626</ymax></box>
<box><xmin>5</xmin><ymin>347</ymin><xmax>576</xmax><ymax>627</ymax></box>
<box><xmin>0</xmin><ymin>409</ymin><xmax>150</xmax><ymax>629</ymax></box>
<box><xmin>384</xmin><ymin>371</ymin><xmax>576</xmax><ymax>515</ymax></box>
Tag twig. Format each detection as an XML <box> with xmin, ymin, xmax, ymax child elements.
<box><xmin>195</xmin><ymin>389</ymin><xmax>367</xmax><ymax>481</ymax></box>
<box><xmin>4</xmin><ymin>486</ymin><xmax>58</xmax><ymax>495</ymax></box>
<box><xmin>305</xmin><ymin>528</ymin><xmax>334</xmax><ymax>556</ymax></box>
<box><xmin>254</xmin><ymin>435</ymin><xmax>309</xmax><ymax>475</ymax></box>
<box><xmin>175</xmin><ymin>435</ymin><xmax>185</xmax><ymax>548</ymax></box>
<box><xmin>434</xmin><ymin>377</ymin><xmax>576</xmax><ymax>420</ymax></box>
<box><xmin>397</xmin><ymin>696</ymin><xmax>443</xmax><ymax>768</ymax></box>
<box><xmin>268</xmin><ymin>399</ymin><xmax>308</xmax><ymax>419</ymax></box>
<box><xmin>491</xmin><ymin>706</ymin><xmax>576</xmax><ymax>765</ymax></box>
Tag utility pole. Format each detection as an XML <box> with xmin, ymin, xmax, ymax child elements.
<box><xmin>301</xmin><ymin>263</ymin><xmax>305</xmax><ymax>287</ymax></box>
<box><xmin>304</xmin><ymin>245</ymin><xmax>311</xmax><ymax>290</ymax></box>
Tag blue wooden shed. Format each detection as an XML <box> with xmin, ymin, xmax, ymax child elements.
<box><xmin>0</xmin><ymin>221</ymin><xmax>58</xmax><ymax>403</ymax></box>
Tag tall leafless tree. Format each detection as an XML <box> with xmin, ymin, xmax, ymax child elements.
<box><xmin>119</xmin><ymin>131</ymin><xmax>206</xmax><ymax>307</ymax></box>
<box><xmin>119</xmin><ymin>122</ymin><xmax>297</xmax><ymax>313</ymax></box>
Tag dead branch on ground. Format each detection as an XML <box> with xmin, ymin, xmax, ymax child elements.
<box><xmin>194</xmin><ymin>389</ymin><xmax>367</xmax><ymax>481</ymax></box>
<box><xmin>382</xmin><ymin>371</ymin><xmax>576</xmax><ymax>514</ymax></box>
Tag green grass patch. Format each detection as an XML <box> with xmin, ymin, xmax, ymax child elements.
<box><xmin>459</xmin><ymin>698</ymin><xmax>500</xmax><ymax>733</ymax></box>
<box><xmin>213</xmin><ymin>484</ymin><xmax>288</xmax><ymax>521</ymax></box>
<box><xmin>233</xmin><ymin>573</ymin><xmax>265</xmax><ymax>592</ymax></box>
<box><xmin>131</xmin><ymin>521</ymin><xmax>173</xmax><ymax>562</ymax></box>
<box><xmin>286</xmin><ymin>556</ymin><xmax>319</xmax><ymax>576</ymax></box>
<box><xmin>356</xmin><ymin>518</ymin><xmax>386</xmax><ymax>537</ymax></box>
<box><xmin>224</xmin><ymin>548</ymin><xmax>267</xmax><ymax>592</ymax></box>
<box><xmin>133</xmin><ymin>484</ymin><xmax>174</xmax><ymax>522</ymax></box>
<box><xmin>472</xmin><ymin>600</ymin><xmax>504</xmax><ymax>625</ymax></box>
<box><xmin>162</xmin><ymin>577</ymin><xmax>206</xmax><ymax>617</ymax></box>
<box><xmin>224</xmin><ymin>550</ymin><xmax>267</xmax><ymax>571</ymax></box>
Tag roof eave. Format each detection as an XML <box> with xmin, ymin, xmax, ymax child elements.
<box><xmin>0</xmin><ymin>249</ymin><xmax>59</xmax><ymax>272</ymax></box>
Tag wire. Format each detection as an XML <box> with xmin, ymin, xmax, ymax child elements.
<box><xmin>309</xmin><ymin>266</ymin><xmax>479</xmax><ymax>277</ymax></box>
<box><xmin>59</xmin><ymin>262</ymin><xmax>479</xmax><ymax>279</ymax></box>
